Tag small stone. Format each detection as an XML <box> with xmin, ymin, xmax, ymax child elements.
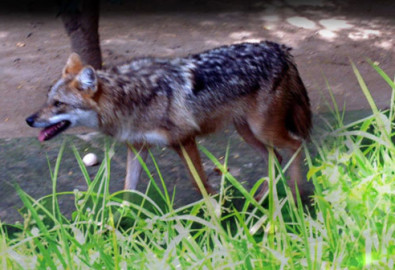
<box><xmin>83</xmin><ymin>153</ymin><xmax>98</xmax><ymax>167</ymax></box>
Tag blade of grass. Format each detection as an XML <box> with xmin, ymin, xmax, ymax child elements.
<box><xmin>148</xmin><ymin>150</ymin><xmax>173</xmax><ymax>210</ymax></box>
<box><xmin>333</xmin><ymin>130</ymin><xmax>393</xmax><ymax>150</ymax></box>
<box><xmin>179</xmin><ymin>145</ymin><xmax>219</xmax><ymax>225</ymax></box>
<box><xmin>199</xmin><ymin>145</ymin><xmax>269</xmax><ymax>216</ymax></box>
<box><xmin>368</xmin><ymin>60</ymin><xmax>395</xmax><ymax>91</ymax></box>
<box><xmin>71</xmin><ymin>144</ymin><xmax>92</xmax><ymax>186</ymax></box>
<box><xmin>323</xmin><ymin>74</ymin><xmax>344</xmax><ymax>127</ymax></box>
<box><xmin>49</xmin><ymin>141</ymin><xmax>75</xmax><ymax>269</ymax></box>
<box><xmin>351</xmin><ymin>61</ymin><xmax>391</xmax><ymax>143</ymax></box>
<box><xmin>369</xmin><ymin>61</ymin><xmax>395</xmax><ymax>123</ymax></box>
<box><xmin>15</xmin><ymin>185</ymin><xmax>65</xmax><ymax>269</ymax></box>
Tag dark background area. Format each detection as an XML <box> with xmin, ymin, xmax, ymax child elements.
<box><xmin>0</xmin><ymin>0</ymin><xmax>394</xmax><ymax>16</ymax></box>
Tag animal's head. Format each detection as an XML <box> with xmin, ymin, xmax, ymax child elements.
<box><xmin>26</xmin><ymin>53</ymin><xmax>100</xmax><ymax>141</ymax></box>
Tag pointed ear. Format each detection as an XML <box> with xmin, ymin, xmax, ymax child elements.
<box><xmin>76</xmin><ymin>66</ymin><xmax>98</xmax><ymax>92</ymax></box>
<box><xmin>62</xmin><ymin>53</ymin><xmax>83</xmax><ymax>77</ymax></box>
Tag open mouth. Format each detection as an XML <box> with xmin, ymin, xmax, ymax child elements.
<box><xmin>38</xmin><ymin>120</ymin><xmax>71</xmax><ymax>142</ymax></box>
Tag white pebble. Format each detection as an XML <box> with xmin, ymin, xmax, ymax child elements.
<box><xmin>82</xmin><ymin>153</ymin><xmax>98</xmax><ymax>167</ymax></box>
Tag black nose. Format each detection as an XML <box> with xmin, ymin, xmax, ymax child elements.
<box><xmin>26</xmin><ymin>115</ymin><xmax>36</xmax><ymax>127</ymax></box>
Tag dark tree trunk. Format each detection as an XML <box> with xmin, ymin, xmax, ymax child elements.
<box><xmin>60</xmin><ymin>0</ymin><xmax>102</xmax><ymax>69</ymax></box>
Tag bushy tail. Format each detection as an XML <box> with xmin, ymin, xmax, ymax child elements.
<box><xmin>284</xmin><ymin>64</ymin><xmax>312</xmax><ymax>140</ymax></box>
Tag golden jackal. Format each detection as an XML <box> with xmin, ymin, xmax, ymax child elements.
<box><xmin>26</xmin><ymin>41</ymin><xmax>312</xmax><ymax>200</ymax></box>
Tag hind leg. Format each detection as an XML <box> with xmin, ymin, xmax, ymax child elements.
<box><xmin>234</xmin><ymin>120</ymin><xmax>282</xmax><ymax>164</ymax></box>
<box><xmin>247</xmin><ymin>113</ymin><xmax>307</xmax><ymax>202</ymax></box>
<box><xmin>272</xmin><ymin>133</ymin><xmax>304</xmax><ymax>201</ymax></box>
<box><xmin>234</xmin><ymin>120</ymin><xmax>282</xmax><ymax>200</ymax></box>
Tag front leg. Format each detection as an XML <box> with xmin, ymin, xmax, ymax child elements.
<box><xmin>172</xmin><ymin>138</ymin><xmax>216</xmax><ymax>195</ymax></box>
<box><xmin>124</xmin><ymin>144</ymin><xmax>148</xmax><ymax>190</ymax></box>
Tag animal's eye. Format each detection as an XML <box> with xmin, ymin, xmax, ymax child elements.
<box><xmin>53</xmin><ymin>101</ymin><xmax>64</xmax><ymax>107</ymax></box>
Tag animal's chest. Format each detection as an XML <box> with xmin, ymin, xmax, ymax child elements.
<box><xmin>115</xmin><ymin>128</ymin><xmax>170</xmax><ymax>146</ymax></box>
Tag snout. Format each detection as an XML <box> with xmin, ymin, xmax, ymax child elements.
<box><xmin>25</xmin><ymin>114</ymin><xmax>37</xmax><ymax>127</ymax></box>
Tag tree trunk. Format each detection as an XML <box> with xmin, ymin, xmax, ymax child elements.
<box><xmin>60</xmin><ymin>0</ymin><xmax>102</xmax><ymax>69</ymax></box>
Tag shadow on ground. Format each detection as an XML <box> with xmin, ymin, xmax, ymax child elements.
<box><xmin>1</xmin><ymin>110</ymin><xmax>376</xmax><ymax>224</ymax></box>
<box><xmin>1</xmin><ymin>126</ymin><xmax>270</xmax><ymax>223</ymax></box>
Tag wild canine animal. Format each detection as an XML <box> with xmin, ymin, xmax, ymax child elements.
<box><xmin>26</xmin><ymin>41</ymin><xmax>312</xmax><ymax>200</ymax></box>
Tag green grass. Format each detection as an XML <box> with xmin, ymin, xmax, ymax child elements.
<box><xmin>1</xmin><ymin>63</ymin><xmax>394</xmax><ymax>269</ymax></box>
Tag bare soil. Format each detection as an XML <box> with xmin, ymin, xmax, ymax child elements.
<box><xmin>0</xmin><ymin>0</ymin><xmax>394</xmax><ymax>222</ymax></box>
<box><xmin>0</xmin><ymin>0</ymin><xmax>394</xmax><ymax>138</ymax></box>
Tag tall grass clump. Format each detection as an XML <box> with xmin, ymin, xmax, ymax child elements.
<box><xmin>0</xmin><ymin>63</ymin><xmax>394</xmax><ymax>269</ymax></box>
<box><xmin>304</xmin><ymin>62</ymin><xmax>395</xmax><ymax>269</ymax></box>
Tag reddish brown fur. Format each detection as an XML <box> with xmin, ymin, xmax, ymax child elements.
<box><xmin>62</xmin><ymin>53</ymin><xmax>84</xmax><ymax>77</ymax></box>
<box><xmin>27</xmin><ymin>42</ymin><xmax>312</xmax><ymax>202</ymax></box>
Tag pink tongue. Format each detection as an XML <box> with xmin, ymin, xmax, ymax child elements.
<box><xmin>38</xmin><ymin>129</ymin><xmax>48</xmax><ymax>142</ymax></box>
<box><xmin>38</xmin><ymin>125</ymin><xmax>57</xmax><ymax>142</ymax></box>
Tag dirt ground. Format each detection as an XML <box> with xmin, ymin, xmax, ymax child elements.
<box><xmin>0</xmin><ymin>0</ymin><xmax>394</xmax><ymax>222</ymax></box>
<box><xmin>0</xmin><ymin>0</ymin><xmax>394</xmax><ymax>138</ymax></box>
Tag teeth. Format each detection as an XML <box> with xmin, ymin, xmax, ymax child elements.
<box><xmin>40</xmin><ymin>120</ymin><xmax>69</xmax><ymax>141</ymax></box>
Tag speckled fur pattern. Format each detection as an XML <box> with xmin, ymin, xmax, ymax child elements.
<box><xmin>93</xmin><ymin>41</ymin><xmax>311</xmax><ymax>145</ymax></box>
<box><xmin>26</xmin><ymin>41</ymin><xmax>312</xmax><ymax>200</ymax></box>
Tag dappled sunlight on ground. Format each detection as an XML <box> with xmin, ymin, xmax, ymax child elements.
<box><xmin>375</xmin><ymin>40</ymin><xmax>393</xmax><ymax>50</ymax></box>
<box><xmin>317</xmin><ymin>29</ymin><xmax>337</xmax><ymax>40</ymax></box>
<box><xmin>286</xmin><ymin>17</ymin><xmax>317</xmax><ymax>30</ymax></box>
<box><xmin>348</xmin><ymin>29</ymin><xmax>381</xmax><ymax>41</ymax></box>
<box><xmin>319</xmin><ymin>19</ymin><xmax>353</xmax><ymax>31</ymax></box>
<box><xmin>0</xmin><ymin>0</ymin><xmax>393</xmax><ymax>137</ymax></box>
<box><xmin>229</xmin><ymin>31</ymin><xmax>254</xmax><ymax>40</ymax></box>
<box><xmin>0</xmin><ymin>31</ymin><xmax>9</xmax><ymax>38</ymax></box>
